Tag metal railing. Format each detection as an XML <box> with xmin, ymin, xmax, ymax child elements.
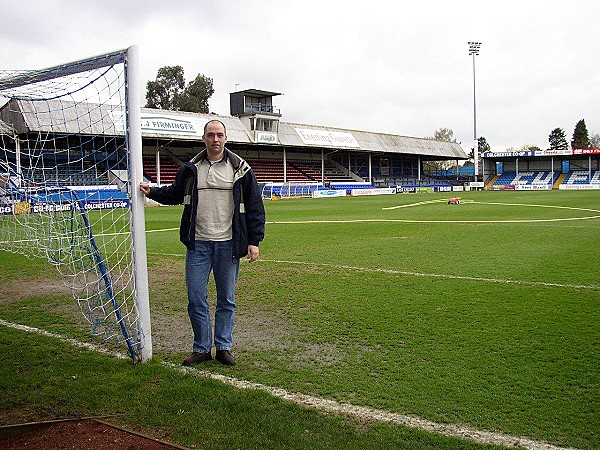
<box><xmin>245</xmin><ymin>103</ymin><xmax>280</xmax><ymax>114</ymax></box>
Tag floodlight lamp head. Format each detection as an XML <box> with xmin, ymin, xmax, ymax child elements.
<box><xmin>468</xmin><ymin>41</ymin><xmax>481</xmax><ymax>55</ymax></box>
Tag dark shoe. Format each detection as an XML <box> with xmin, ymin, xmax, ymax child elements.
<box><xmin>182</xmin><ymin>352</ymin><xmax>212</xmax><ymax>366</ymax></box>
<box><xmin>215</xmin><ymin>349</ymin><xmax>236</xmax><ymax>366</ymax></box>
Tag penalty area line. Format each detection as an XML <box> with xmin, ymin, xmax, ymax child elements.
<box><xmin>0</xmin><ymin>318</ymin><xmax>577</xmax><ymax>450</ymax></box>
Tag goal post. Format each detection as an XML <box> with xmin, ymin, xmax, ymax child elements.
<box><xmin>279</xmin><ymin>180</ymin><xmax>321</xmax><ymax>199</ymax></box>
<box><xmin>0</xmin><ymin>46</ymin><xmax>152</xmax><ymax>363</ymax></box>
<box><xmin>124</xmin><ymin>45</ymin><xmax>152</xmax><ymax>363</ymax></box>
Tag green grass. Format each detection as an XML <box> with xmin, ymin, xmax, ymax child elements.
<box><xmin>0</xmin><ymin>327</ymin><xmax>507</xmax><ymax>450</ymax></box>
<box><xmin>1</xmin><ymin>189</ymin><xmax>599</xmax><ymax>449</ymax></box>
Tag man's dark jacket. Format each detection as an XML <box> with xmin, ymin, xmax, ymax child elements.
<box><xmin>146</xmin><ymin>149</ymin><xmax>265</xmax><ymax>258</ymax></box>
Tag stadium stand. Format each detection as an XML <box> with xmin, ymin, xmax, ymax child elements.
<box><xmin>244</xmin><ymin>158</ymin><xmax>357</xmax><ymax>184</ymax></box>
<box><xmin>297</xmin><ymin>159</ymin><xmax>356</xmax><ymax>183</ymax></box>
<box><xmin>3</xmin><ymin>152</ymin><xmax>112</xmax><ymax>186</ymax></box>
<box><xmin>244</xmin><ymin>158</ymin><xmax>308</xmax><ymax>182</ymax></box>
<box><xmin>288</xmin><ymin>160</ymin><xmax>323</xmax><ymax>181</ymax></box>
<box><xmin>141</xmin><ymin>155</ymin><xmax>359</xmax><ymax>186</ymax></box>
<box><xmin>490</xmin><ymin>171</ymin><xmax>557</xmax><ymax>187</ymax></box>
<box><xmin>563</xmin><ymin>170</ymin><xmax>599</xmax><ymax>185</ymax></box>
<box><xmin>143</xmin><ymin>155</ymin><xmax>181</xmax><ymax>184</ymax></box>
<box><xmin>329</xmin><ymin>182</ymin><xmax>374</xmax><ymax>194</ymax></box>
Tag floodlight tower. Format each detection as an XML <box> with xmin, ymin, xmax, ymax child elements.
<box><xmin>468</xmin><ymin>41</ymin><xmax>481</xmax><ymax>182</ymax></box>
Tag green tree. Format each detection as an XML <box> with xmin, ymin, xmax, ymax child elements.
<box><xmin>571</xmin><ymin>119</ymin><xmax>590</xmax><ymax>149</ymax></box>
<box><xmin>478</xmin><ymin>136</ymin><xmax>490</xmax><ymax>153</ymax></box>
<box><xmin>145</xmin><ymin>66</ymin><xmax>185</xmax><ymax>110</ymax></box>
<box><xmin>145</xmin><ymin>66</ymin><xmax>213</xmax><ymax>113</ymax></box>
<box><xmin>548</xmin><ymin>128</ymin><xmax>569</xmax><ymax>151</ymax></box>
<box><xmin>177</xmin><ymin>74</ymin><xmax>214</xmax><ymax>113</ymax></box>
<box><xmin>457</xmin><ymin>136</ymin><xmax>489</xmax><ymax>167</ymax></box>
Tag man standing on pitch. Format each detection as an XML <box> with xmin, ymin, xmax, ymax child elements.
<box><xmin>140</xmin><ymin>119</ymin><xmax>265</xmax><ymax>366</ymax></box>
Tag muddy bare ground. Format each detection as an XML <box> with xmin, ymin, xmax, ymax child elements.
<box><xmin>0</xmin><ymin>261</ymin><xmax>295</xmax><ymax>356</ymax></box>
<box><xmin>0</xmin><ymin>419</ymin><xmax>187</xmax><ymax>450</ymax></box>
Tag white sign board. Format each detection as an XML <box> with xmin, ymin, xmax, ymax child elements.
<box><xmin>295</xmin><ymin>128</ymin><xmax>360</xmax><ymax>148</ymax></box>
<box><xmin>312</xmin><ymin>190</ymin><xmax>346</xmax><ymax>198</ymax></box>
<box><xmin>140</xmin><ymin>113</ymin><xmax>205</xmax><ymax>136</ymax></box>
<box><xmin>111</xmin><ymin>111</ymin><xmax>206</xmax><ymax>137</ymax></box>
<box><xmin>255</xmin><ymin>131</ymin><xmax>278</xmax><ymax>144</ymax></box>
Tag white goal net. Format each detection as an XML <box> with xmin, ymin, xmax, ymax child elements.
<box><xmin>279</xmin><ymin>181</ymin><xmax>321</xmax><ymax>198</ymax></box>
<box><xmin>0</xmin><ymin>47</ymin><xmax>151</xmax><ymax>363</ymax></box>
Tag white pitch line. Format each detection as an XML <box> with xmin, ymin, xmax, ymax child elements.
<box><xmin>147</xmin><ymin>252</ymin><xmax>599</xmax><ymax>290</ymax></box>
<box><xmin>467</xmin><ymin>200</ymin><xmax>600</xmax><ymax>214</ymax></box>
<box><xmin>265</xmin><ymin>215</ymin><xmax>600</xmax><ymax>224</ymax></box>
<box><xmin>260</xmin><ymin>259</ymin><xmax>599</xmax><ymax>291</ymax></box>
<box><xmin>0</xmin><ymin>319</ymin><xmax>129</xmax><ymax>360</ymax></box>
<box><xmin>0</xmin><ymin>318</ymin><xmax>578</xmax><ymax>450</ymax></box>
<box><xmin>383</xmin><ymin>199</ymin><xmax>452</xmax><ymax>209</ymax></box>
<box><xmin>381</xmin><ymin>199</ymin><xmax>600</xmax><ymax>224</ymax></box>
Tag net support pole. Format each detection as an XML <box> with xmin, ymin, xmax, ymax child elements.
<box><xmin>125</xmin><ymin>45</ymin><xmax>152</xmax><ymax>362</ymax></box>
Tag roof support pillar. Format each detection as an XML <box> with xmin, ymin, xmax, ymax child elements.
<box><xmin>283</xmin><ymin>147</ymin><xmax>287</xmax><ymax>183</ymax></box>
<box><xmin>321</xmin><ymin>148</ymin><xmax>325</xmax><ymax>185</ymax></box>
<box><xmin>155</xmin><ymin>145</ymin><xmax>161</xmax><ymax>185</ymax></box>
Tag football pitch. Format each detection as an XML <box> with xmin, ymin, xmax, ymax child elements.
<box><xmin>1</xmin><ymin>189</ymin><xmax>599</xmax><ymax>449</ymax></box>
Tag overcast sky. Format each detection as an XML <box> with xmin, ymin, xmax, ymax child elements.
<box><xmin>3</xmin><ymin>0</ymin><xmax>599</xmax><ymax>151</ymax></box>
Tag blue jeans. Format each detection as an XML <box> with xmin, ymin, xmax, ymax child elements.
<box><xmin>185</xmin><ymin>240</ymin><xmax>240</xmax><ymax>353</ymax></box>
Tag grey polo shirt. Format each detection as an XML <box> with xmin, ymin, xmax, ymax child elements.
<box><xmin>194</xmin><ymin>156</ymin><xmax>235</xmax><ymax>241</ymax></box>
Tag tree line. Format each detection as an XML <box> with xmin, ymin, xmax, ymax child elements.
<box><xmin>430</xmin><ymin>121</ymin><xmax>598</xmax><ymax>153</ymax></box>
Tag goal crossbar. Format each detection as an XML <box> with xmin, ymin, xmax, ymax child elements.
<box><xmin>0</xmin><ymin>50</ymin><xmax>127</xmax><ymax>90</ymax></box>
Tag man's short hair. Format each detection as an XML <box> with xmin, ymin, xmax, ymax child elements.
<box><xmin>203</xmin><ymin>119</ymin><xmax>227</xmax><ymax>135</ymax></box>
